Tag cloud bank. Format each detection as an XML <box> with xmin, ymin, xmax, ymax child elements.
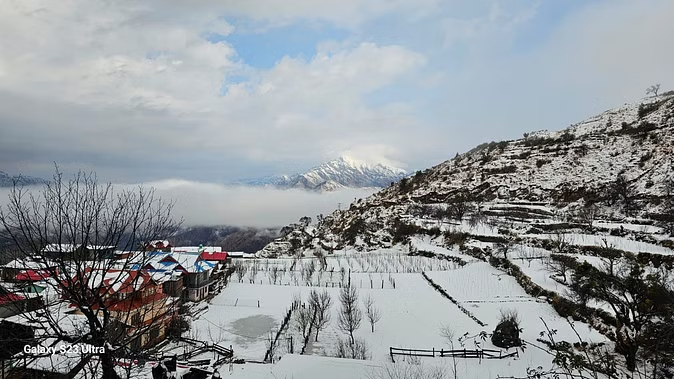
<box><xmin>0</xmin><ymin>182</ymin><xmax>376</xmax><ymax>228</ymax></box>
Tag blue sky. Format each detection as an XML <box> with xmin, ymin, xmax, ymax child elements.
<box><xmin>0</xmin><ymin>0</ymin><xmax>672</xmax><ymax>183</ymax></box>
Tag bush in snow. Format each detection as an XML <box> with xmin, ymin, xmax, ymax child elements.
<box><xmin>491</xmin><ymin>309</ymin><xmax>522</xmax><ymax>349</ymax></box>
<box><xmin>335</xmin><ymin>337</ymin><xmax>370</xmax><ymax>360</ymax></box>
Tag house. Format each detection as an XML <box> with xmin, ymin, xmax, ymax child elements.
<box><xmin>0</xmin><ymin>258</ymin><xmax>58</xmax><ymax>282</ymax></box>
<box><xmin>145</xmin><ymin>240</ymin><xmax>172</xmax><ymax>252</ymax></box>
<box><xmin>163</xmin><ymin>251</ymin><xmax>215</xmax><ymax>302</ymax></box>
<box><xmin>142</xmin><ymin>248</ymin><xmax>216</xmax><ymax>302</ymax></box>
<box><xmin>198</xmin><ymin>250</ymin><xmax>228</xmax><ymax>263</ymax></box>
<box><xmin>41</xmin><ymin>244</ymin><xmax>116</xmax><ymax>261</ymax></box>
<box><xmin>15</xmin><ymin>269</ymin><xmax>50</xmax><ymax>282</ymax></box>
<box><xmin>150</xmin><ymin>271</ymin><xmax>184</xmax><ymax>299</ymax></box>
<box><xmin>0</xmin><ymin>285</ymin><xmax>42</xmax><ymax>318</ymax></box>
<box><xmin>65</xmin><ymin>269</ymin><xmax>172</xmax><ymax>350</ymax></box>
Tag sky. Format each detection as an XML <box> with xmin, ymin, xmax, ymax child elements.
<box><xmin>0</xmin><ymin>1</ymin><xmax>673</xmax><ymax>227</ymax></box>
<box><xmin>1</xmin><ymin>0</ymin><xmax>673</xmax><ymax>182</ymax></box>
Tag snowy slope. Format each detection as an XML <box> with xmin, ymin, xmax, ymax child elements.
<box><xmin>260</xmin><ymin>94</ymin><xmax>674</xmax><ymax>256</ymax></box>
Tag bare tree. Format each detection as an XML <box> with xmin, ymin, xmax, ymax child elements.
<box><xmin>308</xmin><ymin>289</ymin><xmax>333</xmax><ymax>342</ymax></box>
<box><xmin>295</xmin><ymin>307</ymin><xmax>312</xmax><ymax>341</ymax></box>
<box><xmin>234</xmin><ymin>260</ymin><xmax>247</xmax><ymax>282</ymax></box>
<box><xmin>265</xmin><ymin>329</ymin><xmax>278</xmax><ymax>363</ymax></box>
<box><xmin>646</xmin><ymin>83</ymin><xmax>661</xmax><ymax>97</ymax></box>
<box><xmin>495</xmin><ymin>232</ymin><xmax>517</xmax><ymax>259</ymax></box>
<box><xmin>249</xmin><ymin>261</ymin><xmax>259</xmax><ymax>283</ymax></box>
<box><xmin>338</xmin><ymin>285</ymin><xmax>362</xmax><ymax>345</ymax></box>
<box><xmin>306</xmin><ymin>259</ymin><xmax>317</xmax><ymax>280</ymax></box>
<box><xmin>445</xmin><ymin>190</ymin><xmax>474</xmax><ymax>222</ymax></box>
<box><xmin>0</xmin><ymin>168</ymin><xmax>180</xmax><ymax>379</ymax></box>
<box><xmin>439</xmin><ymin>325</ymin><xmax>459</xmax><ymax>379</ymax></box>
<box><xmin>548</xmin><ymin>254</ymin><xmax>574</xmax><ymax>284</ymax></box>
<box><xmin>363</xmin><ymin>295</ymin><xmax>382</xmax><ymax>332</ymax></box>
<box><xmin>549</xmin><ymin>230</ymin><xmax>570</xmax><ymax>254</ymax></box>
<box><xmin>576</xmin><ymin>202</ymin><xmax>599</xmax><ymax>229</ymax></box>
<box><xmin>270</xmin><ymin>265</ymin><xmax>281</xmax><ymax>285</ymax></box>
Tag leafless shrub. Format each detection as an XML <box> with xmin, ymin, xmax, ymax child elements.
<box><xmin>499</xmin><ymin>309</ymin><xmax>521</xmax><ymax>328</ymax></box>
<box><xmin>439</xmin><ymin>325</ymin><xmax>458</xmax><ymax>379</ymax></box>
<box><xmin>367</xmin><ymin>362</ymin><xmax>447</xmax><ymax>379</ymax></box>
<box><xmin>335</xmin><ymin>337</ymin><xmax>370</xmax><ymax>360</ymax></box>
<box><xmin>363</xmin><ymin>295</ymin><xmax>382</xmax><ymax>332</ymax></box>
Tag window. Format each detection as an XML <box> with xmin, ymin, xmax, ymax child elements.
<box><xmin>149</xmin><ymin>327</ymin><xmax>160</xmax><ymax>340</ymax></box>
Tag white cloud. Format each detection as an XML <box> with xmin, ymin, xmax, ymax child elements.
<box><xmin>3</xmin><ymin>0</ymin><xmax>672</xmax><ymax>188</ymax></box>
<box><xmin>0</xmin><ymin>0</ymin><xmax>428</xmax><ymax>178</ymax></box>
<box><xmin>187</xmin><ymin>0</ymin><xmax>441</xmax><ymax>29</ymax></box>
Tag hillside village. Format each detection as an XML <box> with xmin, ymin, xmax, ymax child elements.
<box><xmin>0</xmin><ymin>94</ymin><xmax>672</xmax><ymax>379</ymax></box>
<box><xmin>0</xmin><ymin>241</ymin><xmax>246</xmax><ymax>378</ymax></box>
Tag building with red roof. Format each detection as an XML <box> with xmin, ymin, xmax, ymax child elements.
<box><xmin>64</xmin><ymin>268</ymin><xmax>173</xmax><ymax>349</ymax></box>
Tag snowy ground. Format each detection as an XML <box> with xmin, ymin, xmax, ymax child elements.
<box><xmin>163</xmin><ymin>246</ymin><xmax>615</xmax><ymax>379</ymax></box>
<box><xmin>526</xmin><ymin>233</ymin><xmax>673</xmax><ymax>255</ymax></box>
<box><xmin>139</xmin><ymin>213</ymin><xmax>674</xmax><ymax>378</ymax></box>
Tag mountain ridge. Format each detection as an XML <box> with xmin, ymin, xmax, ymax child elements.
<box><xmin>258</xmin><ymin>94</ymin><xmax>674</xmax><ymax>256</ymax></box>
<box><xmin>0</xmin><ymin>171</ymin><xmax>49</xmax><ymax>187</ymax></box>
<box><xmin>240</xmin><ymin>156</ymin><xmax>407</xmax><ymax>191</ymax></box>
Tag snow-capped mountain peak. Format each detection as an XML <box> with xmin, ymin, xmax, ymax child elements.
<box><xmin>241</xmin><ymin>156</ymin><xmax>408</xmax><ymax>191</ymax></box>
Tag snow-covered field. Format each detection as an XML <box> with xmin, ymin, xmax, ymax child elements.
<box><xmin>167</xmin><ymin>247</ymin><xmax>614</xmax><ymax>379</ymax></box>
<box><xmin>526</xmin><ymin>232</ymin><xmax>673</xmax><ymax>255</ymax></box>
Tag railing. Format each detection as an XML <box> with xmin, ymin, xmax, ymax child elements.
<box><xmin>389</xmin><ymin>347</ymin><xmax>519</xmax><ymax>363</ymax></box>
<box><xmin>164</xmin><ymin>337</ymin><xmax>233</xmax><ymax>362</ymax></box>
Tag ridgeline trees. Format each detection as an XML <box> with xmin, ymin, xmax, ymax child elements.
<box><xmin>646</xmin><ymin>84</ymin><xmax>661</xmax><ymax>97</ymax></box>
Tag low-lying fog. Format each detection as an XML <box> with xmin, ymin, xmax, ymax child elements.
<box><xmin>0</xmin><ymin>181</ymin><xmax>377</xmax><ymax>228</ymax></box>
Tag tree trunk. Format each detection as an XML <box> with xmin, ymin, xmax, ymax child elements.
<box><xmin>624</xmin><ymin>344</ymin><xmax>638</xmax><ymax>372</ymax></box>
<box><xmin>616</xmin><ymin>337</ymin><xmax>639</xmax><ymax>372</ymax></box>
<box><xmin>101</xmin><ymin>352</ymin><xmax>121</xmax><ymax>379</ymax></box>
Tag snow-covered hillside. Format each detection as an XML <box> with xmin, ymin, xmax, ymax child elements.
<box><xmin>244</xmin><ymin>156</ymin><xmax>407</xmax><ymax>191</ymax></box>
<box><xmin>260</xmin><ymin>94</ymin><xmax>674</xmax><ymax>256</ymax></box>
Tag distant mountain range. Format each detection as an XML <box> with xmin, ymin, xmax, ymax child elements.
<box><xmin>239</xmin><ymin>156</ymin><xmax>408</xmax><ymax>191</ymax></box>
<box><xmin>0</xmin><ymin>171</ymin><xmax>48</xmax><ymax>187</ymax></box>
<box><xmin>170</xmin><ymin>225</ymin><xmax>279</xmax><ymax>253</ymax></box>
